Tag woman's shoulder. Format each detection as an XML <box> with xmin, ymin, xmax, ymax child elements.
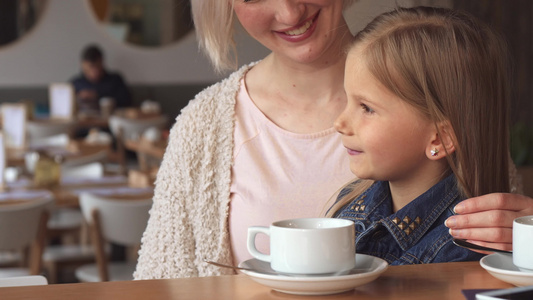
<box><xmin>178</xmin><ymin>61</ymin><xmax>259</xmax><ymax>119</ymax></box>
<box><xmin>166</xmin><ymin>62</ymin><xmax>259</xmax><ymax>147</ymax></box>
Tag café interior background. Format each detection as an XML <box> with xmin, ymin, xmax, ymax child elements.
<box><xmin>0</xmin><ymin>0</ymin><xmax>452</xmax><ymax>119</ymax></box>
<box><xmin>0</xmin><ymin>0</ymin><xmax>531</xmax><ymax>143</ymax></box>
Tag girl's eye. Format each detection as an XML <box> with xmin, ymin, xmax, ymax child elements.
<box><xmin>360</xmin><ymin>103</ymin><xmax>375</xmax><ymax>114</ymax></box>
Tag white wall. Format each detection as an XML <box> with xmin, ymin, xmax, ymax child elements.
<box><xmin>0</xmin><ymin>0</ymin><xmax>450</xmax><ymax>87</ymax></box>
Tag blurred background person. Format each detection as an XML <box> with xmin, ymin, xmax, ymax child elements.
<box><xmin>71</xmin><ymin>44</ymin><xmax>132</xmax><ymax>114</ymax></box>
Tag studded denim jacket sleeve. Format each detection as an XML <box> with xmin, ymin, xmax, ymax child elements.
<box><xmin>333</xmin><ymin>175</ymin><xmax>484</xmax><ymax>265</ymax></box>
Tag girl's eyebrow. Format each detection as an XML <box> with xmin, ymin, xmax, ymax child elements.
<box><xmin>350</xmin><ymin>94</ymin><xmax>375</xmax><ymax>105</ymax></box>
<box><xmin>349</xmin><ymin>93</ymin><xmax>391</xmax><ymax>111</ymax></box>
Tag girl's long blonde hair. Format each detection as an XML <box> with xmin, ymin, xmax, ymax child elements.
<box><xmin>191</xmin><ymin>0</ymin><xmax>358</xmax><ymax>73</ymax></box>
<box><xmin>328</xmin><ymin>6</ymin><xmax>511</xmax><ymax>216</ymax></box>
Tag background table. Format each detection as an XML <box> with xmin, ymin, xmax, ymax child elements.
<box><xmin>0</xmin><ymin>261</ymin><xmax>514</xmax><ymax>300</ymax></box>
<box><xmin>6</xmin><ymin>140</ymin><xmax>109</xmax><ymax>168</ymax></box>
<box><xmin>4</xmin><ymin>176</ymin><xmax>153</xmax><ymax>207</ymax></box>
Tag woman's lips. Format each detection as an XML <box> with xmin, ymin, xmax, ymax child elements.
<box><xmin>284</xmin><ymin>18</ymin><xmax>313</xmax><ymax>36</ymax></box>
<box><xmin>275</xmin><ymin>11</ymin><xmax>320</xmax><ymax>42</ymax></box>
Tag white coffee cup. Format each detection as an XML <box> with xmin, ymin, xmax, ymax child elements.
<box><xmin>247</xmin><ymin>218</ymin><xmax>356</xmax><ymax>274</ymax></box>
<box><xmin>99</xmin><ymin>97</ymin><xmax>115</xmax><ymax>118</ymax></box>
<box><xmin>24</xmin><ymin>151</ymin><xmax>40</xmax><ymax>174</ymax></box>
<box><xmin>513</xmin><ymin>216</ymin><xmax>533</xmax><ymax>272</ymax></box>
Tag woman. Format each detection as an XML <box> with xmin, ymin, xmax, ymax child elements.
<box><xmin>134</xmin><ymin>0</ymin><xmax>532</xmax><ymax>279</ymax></box>
<box><xmin>134</xmin><ymin>0</ymin><xmax>357</xmax><ymax>279</ymax></box>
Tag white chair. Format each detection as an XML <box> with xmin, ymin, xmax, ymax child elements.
<box><xmin>108</xmin><ymin>115</ymin><xmax>167</xmax><ymax>142</ymax></box>
<box><xmin>43</xmin><ymin>243</ymin><xmax>106</xmax><ymax>284</ymax></box>
<box><xmin>108</xmin><ymin>114</ymin><xmax>167</xmax><ymax>174</ymax></box>
<box><xmin>62</xmin><ymin>150</ymin><xmax>109</xmax><ymax>168</ymax></box>
<box><xmin>0</xmin><ymin>198</ymin><xmax>52</xmax><ymax>278</ymax></box>
<box><xmin>44</xmin><ymin>203</ymin><xmax>108</xmax><ymax>284</ymax></box>
<box><xmin>43</xmin><ymin>158</ymin><xmax>106</xmax><ymax>283</ymax></box>
<box><xmin>61</xmin><ymin>162</ymin><xmax>104</xmax><ymax>179</ymax></box>
<box><xmin>0</xmin><ymin>252</ymin><xmax>23</xmax><ymax>268</ymax></box>
<box><xmin>26</xmin><ymin>120</ymin><xmax>74</xmax><ymax>139</ymax></box>
<box><xmin>0</xmin><ymin>275</ymin><xmax>48</xmax><ymax>287</ymax></box>
<box><xmin>54</xmin><ymin>160</ymin><xmax>104</xmax><ymax>235</ymax></box>
<box><xmin>29</xmin><ymin>133</ymin><xmax>70</xmax><ymax>148</ymax></box>
<box><xmin>75</xmin><ymin>193</ymin><xmax>152</xmax><ymax>282</ymax></box>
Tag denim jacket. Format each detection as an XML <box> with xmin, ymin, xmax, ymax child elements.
<box><xmin>333</xmin><ymin>174</ymin><xmax>484</xmax><ymax>265</ymax></box>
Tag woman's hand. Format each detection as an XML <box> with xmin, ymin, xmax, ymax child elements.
<box><xmin>445</xmin><ymin>193</ymin><xmax>533</xmax><ymax>253</ymax></box>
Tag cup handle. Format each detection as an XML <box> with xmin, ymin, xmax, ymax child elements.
<box><xmin>247</xmin><ymin>226</ymin><xmax>271</xmax><ymax>263</ymax></box>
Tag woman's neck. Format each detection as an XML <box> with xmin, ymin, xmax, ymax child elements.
<box><xmin>262</xmin><ymin>52</ymin><xmax>347</xmax><ymax>101</ymax></box>
<box><xmin>242</xmin><ymin>20</ymin><xmax>354</xmax><ymax>134</ymax></box>
<box><xmin>244</xmin><ymin>41</ymin><xmax>353</xmax><ymax>133</ymax></box>
<box><xmin>246</xmin><ymin>59</ymin><xmax>346</xmax><ymax>133</ymax></box>
<box><xmin>259</xmin><ymin>20</ymin><xmax>353</xmax><ymax>100</ymax></box>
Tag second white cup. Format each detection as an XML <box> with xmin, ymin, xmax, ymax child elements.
<box><xmin>513</xmin><ymin>215</ymin><xmax>533</xmax><ymax>272</ymax></box>
<box><xmin>247</xmin><ymin>218</ymin><xmax>356</xmax><ymax>274</ymax></box>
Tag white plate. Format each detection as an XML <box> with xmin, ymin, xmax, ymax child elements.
<box><xmin>238</xmin><ymin>254</ymin><xmax>388</xmax><ymax>295</ymax></box>
<box><xmin>480</xmin><ymin>253</ymin><xmax>533</xmax><ymax>286</ymax></box>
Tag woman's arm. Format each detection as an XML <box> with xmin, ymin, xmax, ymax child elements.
<box><xmin>445</xmin><ymin>193</ymin><xmax>533</xmax><ymax>253</ymax></box>
<box><xmin>133</xmin><ymin>117</ymin><xmax>199</xmax><ymax>279</ymax></box>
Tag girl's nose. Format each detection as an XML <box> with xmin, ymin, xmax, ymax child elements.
<box><xmin>334</xmin><ymin>110</ymin><xmax>352</xmax><ymax>136</ymax></box>
<box><xmin>276</xmin><ymin>0</ymin><xmax>306</xmax><ymax>26</ymax></box>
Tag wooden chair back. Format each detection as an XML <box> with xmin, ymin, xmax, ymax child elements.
<box><xmin>0</xmin><ymin>198</ymin><xmax>52</xmax><ymax>275</ymax></box>
<box><xmin>79</xmin><ymin>193</ymin><xmax>152</xmax><ymax>281</ymax></box>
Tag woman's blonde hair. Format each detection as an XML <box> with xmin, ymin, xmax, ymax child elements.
<box><xmin>191</xmin><ymin>0</ymin><xmax>358</xmax><ymax>73</ymax></box>
<box><xmin>328</xmin><ymin>6</ymin><xmax>511</xmax><ymax>216</ymax></box>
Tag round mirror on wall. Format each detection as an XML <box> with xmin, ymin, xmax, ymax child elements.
<box><xmin>0</xmin><ymin>0</ymin><xmax>48</xmax><ymax>47</ymax></box>
<box><xmin>88</xmin><ymin>0</ymin><xmax>193</xmax><ymax>48</ymax></box>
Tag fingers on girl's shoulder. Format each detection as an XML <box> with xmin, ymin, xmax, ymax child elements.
<box><xmin>457</xmin><ymin>193</ymin><xmax>533</xmax><ymax>213</ymax></box>
<box><xmin>455</xmin><ymin>193</ymin><xmax>510</xmax><ymax>213</ymax></box>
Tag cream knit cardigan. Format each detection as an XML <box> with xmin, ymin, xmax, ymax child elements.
<box><xmin>134</xmin><ymin>64</ymin><xmax>254</xmax><ymax>279</ymax></box>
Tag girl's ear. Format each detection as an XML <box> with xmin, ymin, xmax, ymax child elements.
<box><xmin>426</xmin><ymin>120</ymin><xmax>456</xmax><ymax>160</ymax></box>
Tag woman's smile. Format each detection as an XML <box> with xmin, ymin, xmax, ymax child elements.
<box><xmin>275</xmin><ymin>11</ymin><xmax>320</xmax><ymax>42</ymax></box>
<box><xmin>233</xmin><ymin>1</ymin><xmax>351</xmax><ymax>65</ymax></box>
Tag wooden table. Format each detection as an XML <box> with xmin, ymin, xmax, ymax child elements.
<box><xmin>0</xmin><ymin>262</ymin><xmax>514</xmax><ymax>299</ymax></box>
<box><xmin>124</xmin><ymin>139</ymin><xmax>166</xmax><ymax>172</ymax></box>
<box><xmin>124</xmin><ymin>139</ymin><xmax>166</xmax><ymax>160</ymax></box>
<box><xmin>6</xmin><ymin>141</ymin><xmax>109</xmax><ymax>168</ymax></box>
<box><xmin>26</xmin><ymin>116</ymin><xmax>109</xmax><ymax>140</ymax></box>
<box><xmin>51</xmin><ymin>178</ymin><xmax>154</xmax><ymax>207</ymax></box>
<box><xmin>3</xmin><ymin>176</ymin><xmax>154</xmax><ymax>208</ymax></box>
<box><xmin>76</xmin><ymin>116</ymin><xmax>109</xmax><ymax>129</ymax></box>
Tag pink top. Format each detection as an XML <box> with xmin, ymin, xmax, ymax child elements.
<box><xmin>229</xmin><ymin>78</ymin><xmax>354</xmax><ymax>264</ymax></box>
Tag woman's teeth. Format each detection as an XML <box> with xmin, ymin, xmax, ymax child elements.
<box><xmin>285</xmin><ymin>19</ymin><xmax>313</xmax><ymax>36</ymax></box>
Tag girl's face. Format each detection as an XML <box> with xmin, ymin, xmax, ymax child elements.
<box><xmin>233</xmin><ymin>0</ymin><xmax>349</xmax><ymax>65</ymax></box>
<box><xmin>335</xmin><ymin>49</ymin><xmax>436</xmax><ymax>184</ymax></box>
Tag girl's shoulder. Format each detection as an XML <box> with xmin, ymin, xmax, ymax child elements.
<box><xmin>337</xmin><ymin>179</ymin><xmax>362</xmax><ymax>201</ymax></box>
<box><xmin>329</xmin><ymin>179</ymin><xmax>375</xmax><ymax>217</ymax></box>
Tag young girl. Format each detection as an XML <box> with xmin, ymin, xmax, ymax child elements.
<box><xmin>329</xmin><ymin>6</ymin><xmax>511</xmax><ymax>264</ymax></box>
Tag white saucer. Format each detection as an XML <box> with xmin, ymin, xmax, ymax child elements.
<box><xmin>238</xmin><ymin>254</ymin><xmax>388</xmax><ymax>295</ymax></box>
<box><xmin>480</xmin><ymin>253</ymin><xmax>533</xmax><ymax>286</ymax></box>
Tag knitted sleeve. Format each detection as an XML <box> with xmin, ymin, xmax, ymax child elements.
<box><xmin>133</xmin><ymin>102</ymin><xmax>204</xmax><ymax>279</ymax></box>
<box><xmin>133</xmin><ymin>64</ymin><xmax>251</xmax><ymax>279</ymax></box>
